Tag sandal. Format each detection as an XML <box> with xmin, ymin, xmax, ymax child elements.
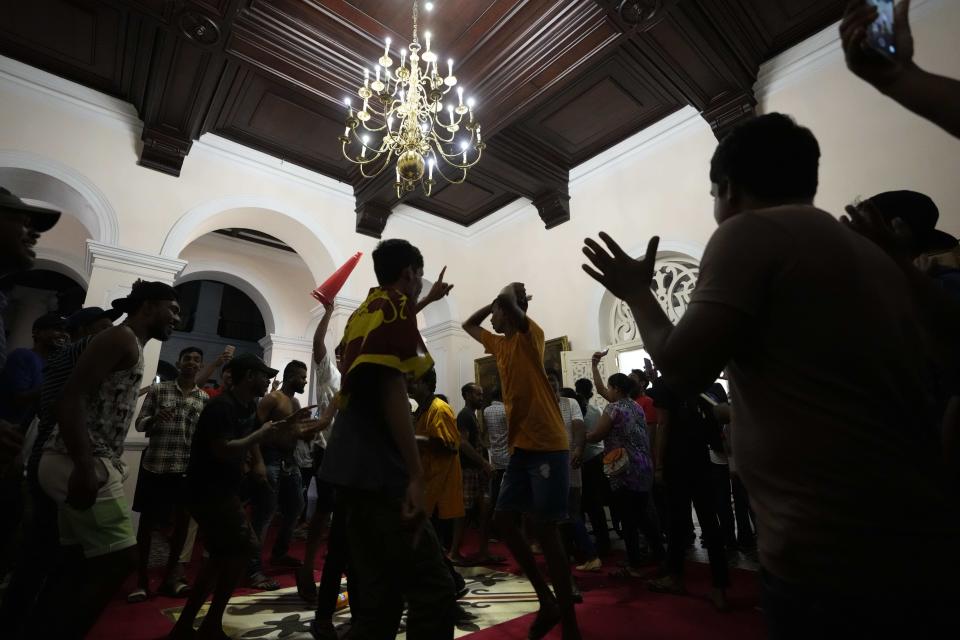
<box><xmin>576</xmin><ymin>558</ymin><xmax>602</xmax><ymax>572</ymax></box>
<box><xmin>126</xmin><ymin>587</ymin><xmax>149</xmax><ymax>603</ymax></box>
<box><xmin>248</xmin><ymin>572</ymin><xmax>281</xmax><ymax>591</ymax></box>
<box><xmin>158</xmin><ymin>580</ymin><xmax>191</xmax><ymax>597</ymax></box>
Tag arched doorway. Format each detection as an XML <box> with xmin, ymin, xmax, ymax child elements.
<box><xmin>160</xmin><ymin>278</ymin><xmax>267</xmax><ymax>389</ymax></box>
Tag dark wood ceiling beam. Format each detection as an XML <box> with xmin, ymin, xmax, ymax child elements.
<box><xmin>134</xmin><ymin>1</ymin><xmax>242</xmax><ymax>175</ymax></box>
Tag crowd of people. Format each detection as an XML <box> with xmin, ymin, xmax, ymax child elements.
<box><xmin>1</xmin><ymin>1</ymin><xmax>959</xmax><ymax>638</ymax></box>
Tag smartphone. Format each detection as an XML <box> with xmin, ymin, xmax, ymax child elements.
<box><xmin>224</xmin><ymin>344</ymin><xmax>236</xmax><ymax>356</ymax></box>
<box><xmin>865</xmin><ymin>0</ymin><xmax>896</xmax><ymax>57</ymax></box>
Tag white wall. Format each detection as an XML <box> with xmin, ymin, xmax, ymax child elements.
<box><xmin>1</xmin><ymin>0</ymin><xmax>959</xmax><ymax>479</ymax></box>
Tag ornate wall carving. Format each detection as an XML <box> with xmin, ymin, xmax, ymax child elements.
<box><xmin>609</xmin><ymin>255</ymin><xmax>699</xmax><ymax>343</ymax></box>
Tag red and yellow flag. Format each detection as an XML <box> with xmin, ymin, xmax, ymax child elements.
<box><xmin>338</xmin><ymin>287</ymin><xmax>433</xmax><ymax>396</ymax></box>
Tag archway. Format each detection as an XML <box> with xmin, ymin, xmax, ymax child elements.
<box><xmin>160</xmin><ymin>197</ymin><xmax>345</xmax><ymax>292</ymax></box>
<box><xmin>0</xmin><ymin>151</ymin><xmax>119</xmax><ymax>245</ymax></box>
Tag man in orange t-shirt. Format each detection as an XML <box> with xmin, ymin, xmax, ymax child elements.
<box><xmin>463</xmin><ymin>283</ymin><xmax>581</xmax><ymax>640</ymax></box>
<box><xmin>410</xmin><ymin>368</ymin><xmax>465</xmax><ymax>523</ymax></box>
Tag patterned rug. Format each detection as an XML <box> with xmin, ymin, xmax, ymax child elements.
<box><xmin>160</xmin><ymin>568</ymin><xmax>539</xmax><ymax>639</ymax></box>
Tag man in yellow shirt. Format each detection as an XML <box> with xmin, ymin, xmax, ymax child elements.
<box><xmin>463</xmin><ymin>283</ymin><xmax>581</xmax><ymax>640</ymax></box>
<box><xmin>410</xmin><ymin>368</ymin><xmax>465</xmax><ymax>523</ymax></box>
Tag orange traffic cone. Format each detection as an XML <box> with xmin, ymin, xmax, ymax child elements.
<box><xmin>311</xmin><ymin>251</ymin><xmax>362</xmax><ymax>305</ymax></box>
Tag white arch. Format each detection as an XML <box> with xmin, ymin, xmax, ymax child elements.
<box><xmin>0</xmin><ymin>150</ymin><xmax>119</xmax><ymax>244</ymax></box>
<box><xmin>588</xmin><ymin>239</ymin><xmax>706</xmax><ymax>347</ymax></box>
<box><xmin>34</xmin><ymin>248</ymin><xmax>90</xmax><ymax>288</ymax></box>
<box><xmin>159</xmin><ymin>196</ymin><xmax>345</xmax><ymax>286</ymax></box>
<box><xmin>176</xmin><ymin>263</ymin><xmax>278</xmax><ymax>336</ymax></box>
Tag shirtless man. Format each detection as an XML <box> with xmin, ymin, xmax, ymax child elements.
<box><xmin>250</xmin><ymin>361</ymin><xmax>326</xmax><ymax>576</ymax></box>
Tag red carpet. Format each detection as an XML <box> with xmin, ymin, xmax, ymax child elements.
<box><xmin>89</xmin><ymin>529</ymin><xmax>766</xmax><ymax>639</ymax></box>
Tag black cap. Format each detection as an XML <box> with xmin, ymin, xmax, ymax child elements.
<box><xmin>111</xmin><ymin>280</ymin><xmax>178</xmax><ymax>314</ymax></box>
<box><xmin>922</xmin><ymin>229</ymin><xmax>959</xmax><ymax>253</ymax></box>
<box><xmin>65</xmin><ymin>306</ymin><xmax>124</xmax><ymax>332</ymax></box>
<box><xmin>0</xmin><ymin>187</ymin><xmax>62</xmax><ymax>232</ymax></box>
<box><xmin>867</xmin><ymin>190</ymin><xmax>939</xmax><ymax>232</ymax></box>
<box><xmin>228</xmin><ymin>352</ymin><xmax>279</xmax><ymax>380</ymax></box>
<box><xmin>33</xmin><ymin>312</ymin><xmax>67</xmax><ymax>331</ymax></box>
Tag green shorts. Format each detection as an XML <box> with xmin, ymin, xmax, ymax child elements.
<box><xmin>38</xmin><ymin>452</ymin><xmax>136</xmax><ymax>558</ymax></box>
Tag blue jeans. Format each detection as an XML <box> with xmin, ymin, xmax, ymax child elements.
<box><xmin>248</xmin><ymin>462</ymin><xmax>303</xmax><ymax>573</ymax></box>
<box><xmin>496</xmin><ymin>449</ymin><xmax>569</xmax><ymax>522</ymax></box>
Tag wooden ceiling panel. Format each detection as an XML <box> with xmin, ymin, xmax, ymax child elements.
<box><xmin>213</xmin><ymin>70</ymin><xmax>353</xmax><ymax>180</ymax></box>
<box><xmin>519</xmin><ymin>52</ymin><xmax>681</xmax><ymax>165</ymax></box>
<box><xmin>740</xmin><ymin>0</ymin><xmax>844</xmax><ymax>55</ymax></box>
<box><xmin>0</xmin><ymin>0</ymin><xmax>846</xmax><ymax>234</ymax></box>
<box><xmin>0</xmin><ymin>0</ymin><xmax>127</xmax><ymax>95</ymax></box>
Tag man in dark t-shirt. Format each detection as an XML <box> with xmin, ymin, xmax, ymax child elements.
<box><xmin>172</xmin><ymin>353</ymin><xmax>299</xmax><ymax>640</ymax></box>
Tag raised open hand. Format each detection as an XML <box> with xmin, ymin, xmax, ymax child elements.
<box><xmin>583</xmin><ymin>233</ymin><xmax>660</xmax><ymax>304</ymax></box>
<box><xmin>840</xmin><ymin>0</ymin><xmax>915</xmax><ymax>88</ymax></box>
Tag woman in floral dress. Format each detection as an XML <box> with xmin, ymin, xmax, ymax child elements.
<box><xmin>586</xmin><ymin>373</ymin><xmax>663</xmax><ymax>577</ymax></box>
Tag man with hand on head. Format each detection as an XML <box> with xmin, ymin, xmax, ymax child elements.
<box><xmin>463</xmin><ymin>283</ymin><xmax>581</xmax><ymax>640</ymax></box>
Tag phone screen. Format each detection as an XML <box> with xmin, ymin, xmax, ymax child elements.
<box><xmin>866</xmin><ymin>0</ymin><xmax>896</xmax><ymax>57</ymax></box>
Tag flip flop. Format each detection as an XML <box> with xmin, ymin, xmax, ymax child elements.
<box><xmin>126</xmin><ymin>588</ymin><xmax>148</xmax><ymax>603</ymax></box>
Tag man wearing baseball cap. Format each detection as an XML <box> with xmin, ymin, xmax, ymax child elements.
<box><xmin>171</xmin><ymin>353</ymin><xmax>315</xmax><ymax>640</ymax></box>
<box><xmin>35</xmin><ymin>280</ymin><xmax>180</xmax><ymax>638</ymax></box>
<box><xmin>0</xmin><ymin>187</ymin><xmax>61</xmax><ymax>466</ymax></box>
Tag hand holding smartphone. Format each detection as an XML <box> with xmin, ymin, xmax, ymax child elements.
<box><xmin>865</xmin><ymin>0</ymin><xmax>896</xmax><ymax>58</ymax></box>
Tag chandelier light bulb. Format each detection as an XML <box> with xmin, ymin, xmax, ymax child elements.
<box><xmin>425</xmin><ymin>31</ymin><xmax>431</xmax><ymax>51</ymax></box>
<box><xmin>425</xmin><ymin>1</ymin><xmax>434</xmax><ymax>11</ymax></box>
<box><xmin>457</xmin><ymin>87</ymin><xmax>463</xmax><ymax>105</ymax></box>
<box><xmin>467</xmin><ymin>97</ymin><xmax>475</xmax><ymax>108</ymax></box>
<box><xmin>384</xmin><ymin>37</ymin><xmax>391</xmax><ymax>57</ymax></box>
<box><xmin>428</xmin><ymin>157</ymin><xmax>435</xmax><ymax>180</ymax></box>
<box><xmin>447</xmin><ymin>59</ymin><xmax>453</xmax><ymax>77</ymax></box>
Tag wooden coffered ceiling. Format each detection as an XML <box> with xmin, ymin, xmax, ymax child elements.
<box><xmin>0</xmin><ymin>0</ymin><xmax>844</xmax><ymax>237</ymax></box>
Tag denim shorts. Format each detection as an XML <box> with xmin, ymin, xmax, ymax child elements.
<box><xmin>495</xmin><ymin>449</ymin><xmax>569</xmax><ymax>522</ymax></box>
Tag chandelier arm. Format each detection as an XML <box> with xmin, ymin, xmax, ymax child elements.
<box><xmin>432</xmin><ymin>158</ymin><xmax>468</xmax><ymax>184</ymax></box>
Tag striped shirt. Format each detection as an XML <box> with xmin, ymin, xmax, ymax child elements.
<box><xmin>483</xmin><ymin>401</ymin><xmax>509</xmax><ymax>470</ymax></box>
<box><xmin>137</xmin><ymin>380</ymin><xmax>209</xmax><ymax>474</ymax></box>
<box><xmin>28</xmin><ymin>336</ymin><xmax>92</xmax><ymax>482</ymax></box>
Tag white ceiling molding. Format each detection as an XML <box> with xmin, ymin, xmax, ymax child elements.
<box><xmin>192</xmin><ymin>134</ymin><xmax>354</xmax><ymax>202</ymax></box>
<box><xmin>86</xmin><ymin>239</ymin><xmax>187</xmax><ymax>283</ymax></box>
<box><xmin>0</xmin><ymin>54</ymin><xmax>140</xmax><ymax>132</ymax></box>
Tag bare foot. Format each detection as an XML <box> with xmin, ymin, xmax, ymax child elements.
<box><xmin>528</xmin><ymin>603</ymin><xmax>561</xmax><ymax>640</ymax></box>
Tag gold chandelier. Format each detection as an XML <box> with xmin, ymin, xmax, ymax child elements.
<box><xmin>339</xmin><ymin>0</ymin><xmax>484</xmax><ymax>198</ymax></box>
